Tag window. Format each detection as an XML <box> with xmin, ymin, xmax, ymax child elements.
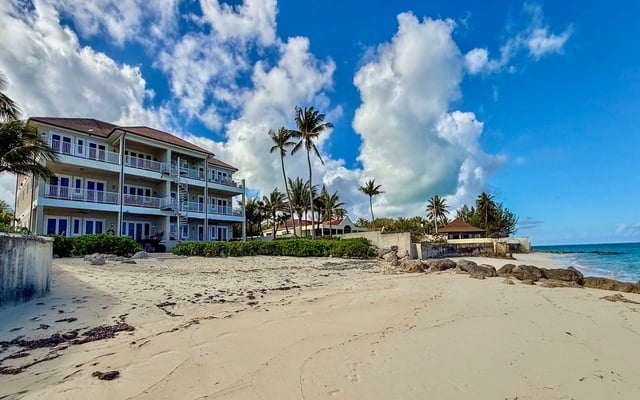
<box><xmin>76</xmin><ymin>138</ymin><xmax>84</xmax><ymax>156</ymax></box>
<box><xmin>181</xmin><ymin>224</ymin><xmax>189</xmax><ymax>240</ymax></box>
<box><xmin>122</xmin><ymin>221</ymin><xmax>151</xmax><ymax>240</ymax></box>
<box><xmin>46</xmin><ymin>217</ymin><xmax>68</xmax><ymax>236</ymax></box>
<box><xmin>88</xmin><ymin>142</ymin><xmax>107</xmax><ymax>161</ymax></box>
<box><xmin>84</xmin><ymin>219</ymin><xmax>104</xmax><ymax>235</ymax></box>
<box><xmin>51</xmin><ymin>133</ymin><xmax>72</xmax><ymax>154</ymax></box>
<box><xmin>72</xmin><ymin>218</ymin><xmax>81</xmax><ymax>236</ymax></box>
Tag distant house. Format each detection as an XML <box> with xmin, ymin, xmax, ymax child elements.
<box><xmin>271</xmin><ymin>215</ymin><xmax>367</xmax><ymax>237</ymax></box>
<box><xmin>438</xmin><ymin>218</ymin><xmax>485</xmax><ymax>239</ymax></box>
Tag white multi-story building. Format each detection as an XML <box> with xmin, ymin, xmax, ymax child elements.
<box><xmin>14</xmin><ymin>117</ymin><xmax>245</xmax><ymax>250</ymax></box>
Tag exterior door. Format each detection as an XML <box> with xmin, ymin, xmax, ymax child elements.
<box><xmin>198</xmin><ymin>195</ymin><xmax>204</xmax><ymax>212</ymax></box>
<box><xmin>86</xmin><ymin>180</ymin><xmax>105</xmax><ymax>202</ymax></box>
<box><xmin>217</xmin><ymin>226</ymin><xmax>227</xmax><ymax>241</ymax></box>
<box><xmin>89</xmin><ymin>143</ymin><xmax>106</xmax><ymax>161</ymax></box>
<box><xmin>197</xmin><ymin>225</ymin><xmax>204</xmax><ymax>241</ymax></box>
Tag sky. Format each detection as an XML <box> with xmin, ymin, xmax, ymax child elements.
<box><xmin>0</xmin><ymin>0</ymin><xmax>639</xmax><ymax>245</ymax></box>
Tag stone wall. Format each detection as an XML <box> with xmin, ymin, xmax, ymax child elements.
<box><xmin>0</xmin><ymin>233</ymin><xmax>53</xmax><ymax>308</ymax></box>
<box><xmin>337</xmin><ymin>231</ymin><xmax>415</xmax><ymax>258</ymax></box>
<box><xmin>421</xmin><ymin>242</ymin><xmax>494</xmax><ymax>259</ymax></box>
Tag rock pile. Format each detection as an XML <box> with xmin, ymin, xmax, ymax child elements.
<box><xmin>83</xmin><ymin>251</ymin><xmax>149</xmax><ymax>265</ymax></box>
<box><xmin>376</xmin><ymin>248</ymin><xmax>640</xmax><ymax>294</ymax></box>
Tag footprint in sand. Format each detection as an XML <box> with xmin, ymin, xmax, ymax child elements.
<box><xmin>328</xmin><ymin>389</ymin><xmax>342</xmax><ymax>396</ymax></box>
<box><xmin>346</xmin><ymin>373</ymin><xmax>360</xmax><ymax>383</ymax></box>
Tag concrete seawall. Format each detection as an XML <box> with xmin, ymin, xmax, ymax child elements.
<box><xmin>0</xmin><ymin>233</ymin><xmax>53</xmax><ymax>308</ymax></box>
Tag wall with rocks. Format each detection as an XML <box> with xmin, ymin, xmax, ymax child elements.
<box><xmin>337</xmin><ymin>231</ymin><xmax>415</xmax><ymax>258</ymax></box>
<box><xmin>0</xmin><ymin>233</ymin><xmax>53</xmax><ymax>308</ymax></box>
<box><xmin>421</xmin><ymin>242</ymin><xmax>494</xmax><ymax>259</ymax></box>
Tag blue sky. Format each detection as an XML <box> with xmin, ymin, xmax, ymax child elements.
<box><xmin>1</xmin><ymin>0</ymin><xmax>639</xmax><ymax>245</ymax></box>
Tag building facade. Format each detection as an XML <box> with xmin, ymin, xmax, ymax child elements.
<box><xmin>14</xmin><ymin>118</ymin><xmax>245</xmax><ymax>250</ymax></box>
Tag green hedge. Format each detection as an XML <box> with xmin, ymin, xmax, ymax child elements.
<box><xmin>52</xmin><ymin>234</ymin><xmax>141</xmax><ymax>257</ymax></box>
<box><xmin>171</xmin><ymin>237</ymin><xmax>373</xmax><ymax>258</ymax></box>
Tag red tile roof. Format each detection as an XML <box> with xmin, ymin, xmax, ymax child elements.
<box><xmin>30</xmin><ymin>117</ymin><xmax>117</xmax><ymax>137</ymax></box>
<box><xmin>117</xmin><ymin>126</ymin><xmax>211</xmax><ymax>154</ymax></box>
<box><xmin>439</xmin><ymin>218</ymin><xmax>485</xmax><ymax>233</ymax></box>
<box><xmin>29</xmin><ymin>117</ymin><xmax>238</xmax><ymax>171</ymax></box>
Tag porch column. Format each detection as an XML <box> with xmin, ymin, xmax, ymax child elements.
<box><xmin>204</xmin><ymin>155</ymin><xmax>209</xmax><ymax>242</ymax></box>
<box><xmin>117</xmin><ymin>133</ymin><xmax>126</xmax><ymax>236</ymax></box>
<box><xmin>242</xmin><ymin>179</ymin><xmax>246</xmax><ymax>242</ymax></box>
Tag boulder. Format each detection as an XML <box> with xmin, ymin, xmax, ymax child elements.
<box><xmin>503</xmin><ymin>278</ymin><xmax>515</xmax><ymax>285</ymax></box>
<box><xmin>382</xmin><ymin>251</ymin><xmax>398</xmax><ymax>262</ymax></box>
<box><xmin>538</xmin><ymin>279</ymin><xmax>582</xmax><ymax>289</ymax></box>
<box><xmin>582</xmin><ymin>277</ymin><xmax>640</xmax><ymax>293</ymax></box>
<box><xmin>397</xmin><ymin>259</ymin><xmax>425</xmax><ymax>273</ymax></box>
<box><xmin>424</xmin><ymin>259</ymin><xmax>456</xmax><ymax>271</ymax></box>
<box><xmin>497</xmin><ymin>264</ymin><xmax>516</xmax><ymax>277</ymax></box>
<box><xmin>390</xmin><ymin>258</ymin><xmax>401</xmax><ymax>267</ymax></box>
<box><xmin>90</xmin><ymin>257</ymin><xmax>105</xmax><ymax>266</ymax></box>
<box><xmin>130</xmin><ymin>251</ymin><xmax>149</xmax><ymax>260</ymax></box>
<box><xmin>425</xmin><ymin>265</ymin><xmax>440</xmax><ymax>274</ymax></box>
<box><xmin>469</xmin><ymin>273</ymin><xmax>486</xmax><ymax>280</ymax></box>
<box><xmin>456</xmin><ymin>260</ymin><xmax>497</xmax><ymax>278</ymax></box>
<box><xmin>511</xmin><ymin>265</ymin><xmax>543</xmax><ymax>282</ymax></box>
<box><xmin>541</xmin><ymin>267</ymin><xmax>583</xmax><ymax>284</ymax></box>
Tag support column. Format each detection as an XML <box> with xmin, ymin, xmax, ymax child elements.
<box><xmin>204</xmin><ymin>155</ymin><xmax>209</xmax><ymax>242</ymax></box>
<box><xmin>117</xmin><ymin>133</ymin><xmax>126</xmax><ymax>236</ymax></box>
<box><xmin>242</xmin><ymin>179</ymin><xmax>246</xmax><ymax>242</ymax></box>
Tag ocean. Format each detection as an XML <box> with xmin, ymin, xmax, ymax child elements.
<box><xmin>534</xmin><ymin>242</ymin><xmax>640</xmax><ymax>282</ymax></box>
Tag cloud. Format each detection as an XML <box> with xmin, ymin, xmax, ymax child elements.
<box><xmin>519</xmin><ymin>216</ymin><xmax>543</xmax><ymax>230</ymax></box>
<box><xmin>616</xmin><ymin>223</ymin><xmax>640</xmax><ymax>237</ymax></box>
<box><xmin>465</xmin><ymin>3</ymin><xmax>572</xmax><ymax>75</ymax></box>
<box><xmin>353</xmin><ymin>13</ymin><xmax>503</xmax><ymax>217</ymax></box>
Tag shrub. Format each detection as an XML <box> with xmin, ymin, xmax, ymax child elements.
<box><xmin>171</xmin><ymin>237</ymin><xmax>372</xmax><ymax>259</ymax></box>
<box><xmin>72</xmin><ymin>234</ymin><xmax>141</xmax><ymax>256</ymax></box>
<box><xmin>52</xmin><ymin>235</ymin><xmax>74</xmax><ymax>257</ymax></box>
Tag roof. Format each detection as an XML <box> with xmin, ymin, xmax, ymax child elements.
<box><xmin>29</xmin><ymin>117</ymin><xmax>238</xmax><ymax>170</ymax></box>
<box><xmin>117</xmin><ymin>126</ymin><xmax>211</xmax><ymax>154</ymax></box>
<box><xmin>207</xmin><ymin>155</ymin><xmax>238</xmax><ymax>172</ymax></box>
<box><xmin>30</xmin><ymin>117</ymin><xmax>117</xmax><ymax>137</ymax></box>
<box><xmin>439</xmin><ymin>218</ymin><xmax>485</xmax><ymax>233</ymax></box>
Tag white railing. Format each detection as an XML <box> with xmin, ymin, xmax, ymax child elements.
<box><xmin>123</xmin><ymin>194</ymin><xmax>161</xmax><ymax>208</ymax></box>
<box><xmin>124</xmin><ymin>155</ymin><xmax>162</xmax><ymax>172</ymax></box>
<box><xmin>208</xmin><ymin>175</ymin><xmax>242</xmax><ymax>188</ymax></box>
<box><xmin>44</xmin><ymin>184</ymin><xmax>119</xmax><ymax>204</ymax></box>
<box><xmin>50</xmin><ymin>139</ymin><xmax>119</xmax><ymax>164</ymax></box>
<box><xmin>208</xmin><ymin>204</ymin><xmax>243</xmax><ymax>216</ymax></box>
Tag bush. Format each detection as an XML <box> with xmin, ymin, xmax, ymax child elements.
<box><xmin>53</xmin><ymin>235</ymin><xmax>74</xmax><ymax>257</ymax></box>
<box><xmin>171</xmin><ymin>237</ymin><xmax>373</xmax><ymax>259</ymax></box>
<box><xmin>51</xmin><ymin>234</ymin><xmax>142</xmax><ymax>257</ymax></box>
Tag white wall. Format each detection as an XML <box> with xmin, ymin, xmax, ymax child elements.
<box><xmin>0</xmin><ymin>233</ymin><xmax>53</xmax><ymax>308</ymax></box>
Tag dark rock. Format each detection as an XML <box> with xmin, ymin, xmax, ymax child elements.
<box><xmin>424</xmin><ymin>259</ymin><xmax>456</xmax><ymax>271</ymax></box>
<box><xmin>469</xmin><ymin>273</ymin><xmax>486</xmax><ymax>280</ymax></box>
<box><xmin>600</xmin><ymin>293</ymin><xmax>640</xmax><ymax>304</ymax></box>
<box><xmin>541</xmin><ymin>267</ymin><xmax>584</xmax><ymax>284</ymax></box>
<box><xmin>92</xmin><ymin>370</ymin><xmax>120</xmax><ymax>380</ymax></box>
<box><xmin>397</xmin><ymin>259</ymin><xmax>425</xmax><ymax>273</ymax></box>
<box><xmin>503</xmin><ymin>278</ymin><xmax>515</xmax><ymax>285</ymax></box>
<box><xmin>582</xmin><ymin>277</ymin><xmax>640</xmax><ymax>293</ymax></box>
<box><xmin>512</xmin><ymin>265</ymin><xmax>543</xmax><ymax>282</ymax></box>
<box><xmin>382</xmin><ymin>251</ymin><xmax>398</xmax><ymax>262</ymax></box>
<box><xmin>390</xmin><ymin>258</ymin><xmax>400</xmax><ymax>267</ymax></box>
<box><xmin>497</xmin><ymin>264</ymin><xmax>516</xmax><ymax>277</ymax></box>
<box><xmin>121</xmin><ymin>260</ymin><xmax>137</xmax><ymax>264</ymax></box>
<box><xmin>90</xmin><ymin>257</ymin><xmax>105</xmax><ymax>266</ymax></box>
<box><xmin>520</xmin><ymin>279</ymin><xmax>535</xmax><ymax>285</ymax></box>
<box><xmin>456</xmin><ymin>260</ymin><xmax>497</xmax><ymax>278</ymax></box>
<box><xmin>538</xmin><ymin>279</ymin><xmax>582</xmax><ymax>289</ymax></box>
<box><xmin>425</xmin><ymin>265</ymin><xmax>440</xmax><ymax>274</ymax></box>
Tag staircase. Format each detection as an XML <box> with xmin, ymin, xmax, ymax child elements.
<box><xmin>172</xmin><ymin>158</ymin><xmax>188</xmax><ymax>238</ymax></box>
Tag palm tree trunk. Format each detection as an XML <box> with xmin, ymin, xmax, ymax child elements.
<box><xmin>369</xmin><ymin>196</ymin><xmax>374</xmax><ymax>222</ymax></box>
<box><xmin>280</xmin><ymin>156</ymin><xmax>296</xmax><ymax>236</ymax></box>
<box><xmin>307</xmin><ymin>150</ymin><xmax>315</xmax><ymax>238</ymax></box>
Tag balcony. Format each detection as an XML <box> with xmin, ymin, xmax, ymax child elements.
<box><xmin>124</xmin><ymin>155</ymin><xmax>163</xmax><ymax>172</ymax></box>
<box><xmin>123</xmin><ymin>194</ymin><xmax>162</xmax><ymax>208</ymax></box>
<box><xmin>44</xmin><ymin>184</ymin><xmax>119</xmax><ymax>204</ymax></box>
<box><xmin>51</xmin><ymin>139</ymin><xmax>119</xmax><ymax>164</ymax></box>
<box><xmin>159</xmin><ymin>197</ymin><xmax>244</xmax><ymax>217</ymax></box>
<box><xmin>164</xmin><ymin>162</ymin><xmax>242</xmax><ymax>189</ymax></box>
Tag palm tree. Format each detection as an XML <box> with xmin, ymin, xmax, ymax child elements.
<box><xmin>425</xmin><ymin>195</ymin><xmax>449</xmax><ymax>234</ymax></box>
<box><xmin>1</xmin><ymin>120</ymin><xmax>58</xmax><ymax>181</ymax></box>
<box><xmin>288</xmin><ymin>177</ymin><xmax>309</xmax><ymax>233</ymax></box>
<box><xmin>476</xmin><ymin>192</ymin><xmax>496</xmax><ymax>237</ymax></box>
<box><xmin>263</xmin><ymin>188</ymin><xmax>286</xmax><ymax>238</ymax></box>
<box><xmin>290</xmin><ymin>106</ymin><xmax>333</xmax><ymax>238</ymax></box>
<box><xmin>319</xmin><ymin>186</ymin><xmax>346</xmax><ymax>236</ymax></box>
<box><xmin>358</xmin><ymin>179</ymin><xmax>384</xmax><ymax>222</ymax></box>
<box><xmin>1</xmin><ymin>72</ymin><xmax>57</xmax><ymax>180</ymax></box>
<box><xmin>269</xmin><ymin>127</ymin><xmax>297</xmax><ymax>235</ymax></box>
<box><xmin>0</xmin><ymin>199</ymin><xmax>13</xmax><ymax>226</ymax></box>
<box><xmin>0</xmin><ymin>73</ymin><xmax>20</xmax><ymax>122</ymax></box>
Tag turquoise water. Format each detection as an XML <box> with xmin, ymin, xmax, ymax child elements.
<box><xmin>534</xmin><ymin>242</ymin><xmax>640</xmax><ymax>282</ymax></box>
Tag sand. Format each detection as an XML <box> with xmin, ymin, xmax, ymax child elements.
<box><xmin>1</xmin><ymin>253</ymin><xmax>640</xmax><ymax>399</ymax></box>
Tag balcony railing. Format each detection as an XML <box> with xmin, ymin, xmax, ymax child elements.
<box><xmin>123</xmin><ymin>194</ymin><xmax>162</xmax><ymax>208</ymax></box>
<box><xmin>51</xmin><ymin>139</ymin><xmax>120</xmax><ymax>164</ymax></box>
<box><xmin>159</xmin><ymin>197</ymin><xmax>243</xmax><ymax>217</ymax></box>
<box><xmin>164</xmin><ymin>162</ymin><xmax>242</xmax><ymax>188</ymax></box>
<box><xmin>124</xmin><ymin>155</ymin><xmax>163</xmax><ymax>172</ymax></box>
<box><xmin>44</xmin><ymin>184</ymin><xmax>119</xmax><ymax>204</ymax></box>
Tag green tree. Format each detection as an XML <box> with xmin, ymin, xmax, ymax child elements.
<box><xmin>358</xmin><ymin>179</ymin><xmax>384</xmax><ymax>222</ymax></box>
<box><xmin>290</xmin><ymin>106</ymin><xmax>333</xmax><ymax>238</ymax></box>
<box><xmin>269</xmin><ymin>126</ymin><xmax>297</xmax><ymax>235</ymax></box>
<box><xmin>288</xmin><ymin>177</ymin><xmax>309</xmax><ymax>232</ymax></box>
<box><xmin>318</xmin><ymin>185</ymin><xmax>346</xmax><ymax>236</ymax></box>
<box><xmin>425</xmin><ymin>195</ymin><xmax>449</xmax><ymax>234</ymax></box>
<box><xmin>0</xmin><ymin>199</ymin><xmax>13</xmax><ymax>226</ymax></box>
<box><xmin>0</xmin><ymin>73</ymin><xmax>58</xmax><ymax>180</ymax></box>
<box><xmin>263</xmin><ymin>188</ymin><xmax>287</xmax><ymax>239</ymax></box>
<box><xmin>0</xmin><ymin>73</ymin><xmax>20</xmax><ymax>121</ymax></box>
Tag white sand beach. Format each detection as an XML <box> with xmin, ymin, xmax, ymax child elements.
<box><xmin>1</xmin><ymin>253</ymin><xmax>640</xmax><ymax>399</ymax></box>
